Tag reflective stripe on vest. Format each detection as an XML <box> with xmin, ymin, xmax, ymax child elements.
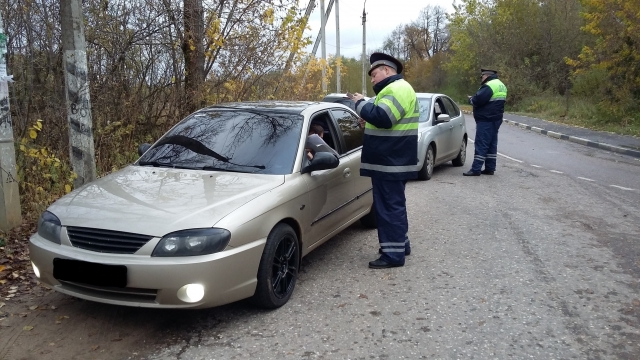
<box><xmin>487</xmin><ymin>79</ymin><xmax>507</xmax><ymax>102</ymax></box>
<box><xmin>364</xmin><ymin>80</ymin><xmax>419</xmax><ymax>135</ymax></box>
<box><xmin>361</xmin><ymin>79</ymin><xmax>420</xmax><ymax>173</ymax></box>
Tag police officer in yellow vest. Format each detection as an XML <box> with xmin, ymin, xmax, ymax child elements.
<box><xmin>349</xmin><ymin>53</ymin><xmax>419</xmax><ymax>269</ymax></box>
<box><xmin>464</xmin><ymin>68</ymin><xmax>507</xmax><ymax>176</ymax></box>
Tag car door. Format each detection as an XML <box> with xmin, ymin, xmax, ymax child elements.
<box><xmin>330</xmin><ymin>108</ymin><xmax>371</xmax><ymax>216</ymax></box>
<box><xmin>443</xmin><ymin>96</ymin><xmax>465</xmax><ymax>156</ymax></box>
<box><xmin>302</xmin><ymin>111</ymin><xmax>358</xmax><ymax>250</ymax></box>
<box><xmin>432</xmin><ymin>97</ymin><xmax>456</xmax><ymax>161</ymax></box>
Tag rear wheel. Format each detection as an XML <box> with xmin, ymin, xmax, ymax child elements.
<box><xmin>253</xmin><ymin>223</ymin><xmax>300</xmax><ymax>309</ymax></box>
<box><xmin>452</xmin><ymin>138</ymin><xmax>467</xmax><ymax>167</ymax></box>
<box><xmin>417</xmin><ymin>145</ymin><xmax>434</xmax><ymax>181</ymax></box>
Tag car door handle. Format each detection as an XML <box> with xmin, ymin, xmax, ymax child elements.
<box><xmin>343</xmin><ymin>168</ymin><xmax>351</xmax><ymax>178</ymax></box>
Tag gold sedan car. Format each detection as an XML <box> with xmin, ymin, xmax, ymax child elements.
<box><xmin>29</xmin><ymin>101</ymin><xmax>376</xmax><ymax>309</ymax></box>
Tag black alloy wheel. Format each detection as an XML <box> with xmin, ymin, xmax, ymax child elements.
<box><xmin>253</xmin><ymin>223</ymin><xmax>300</xmax><ymax>309</ymax></box>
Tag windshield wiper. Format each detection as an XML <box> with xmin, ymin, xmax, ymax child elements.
<box><xmin>138</xmin><ymin>160</ymin><xmax>173</xmax><ymax>168</ymax></box>
<box><xmin>199</xmin><ymin>166</ymin><xmax>246</xmax><ymax>173</ymax></box>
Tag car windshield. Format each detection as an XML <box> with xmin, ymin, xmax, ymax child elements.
<box><xmin>417</xmin><ymin>98</ymin><xmax>432</xmax><ymax>123</ymax></box>
<box><xmin>138</xmin><ymin>109</ymin><xmax>304</xmax><ymax>175</ymax></box>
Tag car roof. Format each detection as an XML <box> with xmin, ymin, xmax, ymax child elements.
<box><xmin>202</xmin><ymin>100</ymin><xmax>325</xmax><ymax>114</ymax></box>
<box><xmin>415</xmin><ymin>93</ymin><xmax>441</xmax><ymax>98</ymax></box>
<box><xmin>200</xmin><ymin>100</ymin><xmax>351</xmax><ymax>115</ymax></box>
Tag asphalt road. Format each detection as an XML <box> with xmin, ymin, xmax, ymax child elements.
<box><xmin>466</xmin><ymin>116</ymin><xmax>640</xmax><ymax>194</ymax></box>
<box><xmin>2</xmin><ymin>117</ymin><xmax>639</xmax><ymax>359</ymax></box>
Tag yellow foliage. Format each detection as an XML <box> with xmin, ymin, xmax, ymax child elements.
<box><xmin>573</xmin><ymin>0</ymin><xmax>640</xmax><ymax>111</ymax></box>
<box><xmin>17</xmin><ymin>119</ymin><xmax>76</xmax><ymax>214</ymax></box>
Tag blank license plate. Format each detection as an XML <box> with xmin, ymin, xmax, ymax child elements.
<box><xmin>53</xmin><ymin>258</ymin><xmax>127</xmax><ymax>288</ymax></box>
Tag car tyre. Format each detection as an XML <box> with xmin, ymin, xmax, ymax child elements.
<box><xmin>253</xmin><ymin>223</ymin><xmax>300</xmax><ymax>309</ymax></box>
<box><xmin>360</xmin><ymin>207</ymin><xmax>378</xmax><ymax>228</ymax></box>
<box><xmin>417</xmin><ymin>145</ymin><xmax>434</xmax><ymax>181</ymax></box>
<box><xmin>452</xmin><ymin>138</ymin><xmax>467</xmax><ymax>167</ymax></box>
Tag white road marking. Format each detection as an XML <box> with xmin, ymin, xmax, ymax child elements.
<box><xmin>577</xmin><ymin>177</ymin><xmax>595</xmax><ymax>182</ymax></box>
<box><xmin>531</xmin><ymin>165</ymin><xmax>542</xmax><ymax>168</ymax></box>
<box><xmin>610</xmin><ymin>185</ymin><xmax>635</xmax><ymax>191</ymax></box>
<box><xmin>499</xmin><ymin>153</ymin><xmax>523</xmax><ymax>163</ymax></box>
<box><xmin>550</xmin><ymin>170</ymin><xmax>563</xmax><ymax>174</ymax></box>
<box><xmin>468</xmin><ymin>138</ymin><xmax>523</xmax><ymax>163</ymax></box>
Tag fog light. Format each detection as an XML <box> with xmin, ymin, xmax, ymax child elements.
<box><xmin>177</xmin><ymin>284</ymin><xmax>205</xmax><ymax>303</ymax></box>
<box><xmin>31</xmin><ymin>262</ymin><xmax>40</xmax><ymax>278</ymax></box>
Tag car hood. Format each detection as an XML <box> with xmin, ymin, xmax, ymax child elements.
<box><xmin>49</xmin><ymin>166</ymin><xmax>285</xmax><ymax>236</ymax></box>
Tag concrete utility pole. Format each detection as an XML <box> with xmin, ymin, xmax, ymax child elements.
<box><xmin>300</xmin><ymin>0</ymin><xmax>334</xmax><ymax>91</ymax></box>
<box><xmin>320</xmin><ymin>0</ymin><xmax>327</xmax><ymax>93</ymax></box>
<box><xmin>0</xmin><ymin>13</ymin><xmax>22</xmax><ymax>231</ymax></box>
<box><xmin>361</xmin><ymin>1</ymin><xmax>367</xmax><ymax>96</ymax></box>
<box><xmin>61</xmin><ymin>0</ymin><xmax>97</xmax><ymax>188</ymax></box>
<box><xmin>310</xmin><ymin>0</ymin><xmax>335</xmax><ymax>57</ymax></box>
<box><xmin>335</xmin><ymin>0</ymin><xmax>341</xmax><ymax>93</ymax></box>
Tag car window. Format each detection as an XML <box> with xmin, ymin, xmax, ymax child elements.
<box><xmin>417</xmin><ymin>98</ymin><xmax>432</xmax><ymax>123</ymax></box>
<box><xmin>322</xmin><ymin>96</ymin><xmax>356</xmax><ymax>111</ymax></box>
<box><xmin>309</xmin><ymin>111</ymin><xmax>340</xmax><ymax>152</ymax></box>
<box><xmin>434</xmin><ymin>98</ymin><xmax>446</xmax><ymax>115</ymax></box>
<box><xmin>443</xmin><ymin>97</ymin><xmax>460</xmax><ymax>117</ymax></box>
<box><xmin>138</xmin><ymin>110</ymin><xmax>303</xmax><ymax>175</ymax></box>
<box><xmin>331</xmin><ymin>109</ymin><xmax>363</xmax><ymax>153</ymax></box>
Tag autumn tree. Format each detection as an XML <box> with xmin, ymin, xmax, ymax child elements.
<box><xmin>447</xmin><ymin>0</ymin><xmax>585</xmax><ymax>102</ymax></box>
<box><xmin>569</xmin><ymin>0</ymin><xmax>640</xmax><ymax>117</ymax></box>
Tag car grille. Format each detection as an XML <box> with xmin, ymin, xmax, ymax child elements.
<box><xmin>67</xmin><ymin>227</ymin><xmax>154</xmax><ymax>254</ymax></box>
<box><xmin>59</xmin><ymin>281</ymin><xmax>158</xmax><ymax>303</ymax></box>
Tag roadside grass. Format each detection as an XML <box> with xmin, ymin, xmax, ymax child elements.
<box><xmin>460</xmin><ymin>95</ymin><xmax>640</xmax><ymax>137</ymax></box>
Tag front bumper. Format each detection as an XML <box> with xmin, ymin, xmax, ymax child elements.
<box><xmin>29</xmin><ymin>233</ymin><xmax>266</xmax><ymax>309</ymax></box>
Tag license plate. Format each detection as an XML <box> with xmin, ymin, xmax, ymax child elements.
<box><xmin>53</xmin><ymin>258</ymin><xmax>127</xmax><ymax>288</ymax></box>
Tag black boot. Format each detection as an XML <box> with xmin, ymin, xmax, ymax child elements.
<box><xmin>368</xmin><ymin>258</ymin><xmax>404</xmax><ymax>269</ymax></box>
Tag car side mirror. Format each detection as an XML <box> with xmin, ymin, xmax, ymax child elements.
<box><xmin>138</xmin><ymin>143</ymin><xmax>151</xmax><ymax>156</ymax></box>
<box><xmin>436</xmin><ymin>114</ymin><xmax>451</xmax><ymax>123</ymax></box>
<box><xmin>301</xmin><ymin>152</ymin><xmax>339</xmax><ymax>174</ymax></box>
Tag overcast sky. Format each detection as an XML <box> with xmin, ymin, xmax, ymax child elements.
<box><xmin>301</xmin><ymin>0</ymin><xmax>458</xmax><ymax>59</ymax></box>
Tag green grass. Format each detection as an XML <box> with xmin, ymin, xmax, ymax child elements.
<box><xmin>461</xmin><ymin>95</ymin><xmax>640</xmax><ymax>137</ymax></box>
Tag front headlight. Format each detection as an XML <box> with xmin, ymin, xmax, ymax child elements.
<box><xmin>37</xmin><ymin>211</ymin><xmax>62</xmax><ymax>244</ymax></box>
<box><xmin>152</xmin><ymin>228</ymin><xmax>231</xmax><ymax>257</ymax></box>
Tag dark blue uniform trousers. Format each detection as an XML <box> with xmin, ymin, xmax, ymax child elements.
<box><xmin>471</xmin><ymin>120</ymin><xmax>503</xmax><ymax>173</ymax></box>
<box><xmin>372</xmin><ymin>178</ymin><xmax>410</xmax><ymax>265</ymax></box>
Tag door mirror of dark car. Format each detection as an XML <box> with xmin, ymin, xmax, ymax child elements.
<box><xmin>435</xmin><ymin>114</ymin><xmax>451</xmax><ymax>124</ymax></box>
<box><xmin>138</xmin><ymin>143</ymin><xmax>151</xmax><ymax>156</ymax></box>
<box><xmin>301</xmin><ymin>152</ymin><xmax>340</xmax><ymax>174</ymax></box>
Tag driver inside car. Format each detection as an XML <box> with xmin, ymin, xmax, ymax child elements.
<box><xmin>305</xmin><ymin>124</ymin><xmax>338</xmax><ymax>162</ymax></box>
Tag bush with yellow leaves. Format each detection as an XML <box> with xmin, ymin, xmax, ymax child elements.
<box><xmin>17</xmin><ymin>119</ymin><xmax>76</xmax><ymax>216</ymax></box>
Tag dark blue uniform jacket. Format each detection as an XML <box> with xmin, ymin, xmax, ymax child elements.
<box><xmin>469</xmin><ymin>74</ymin><xmax>505</xmax><ymax>122</ymax></box>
